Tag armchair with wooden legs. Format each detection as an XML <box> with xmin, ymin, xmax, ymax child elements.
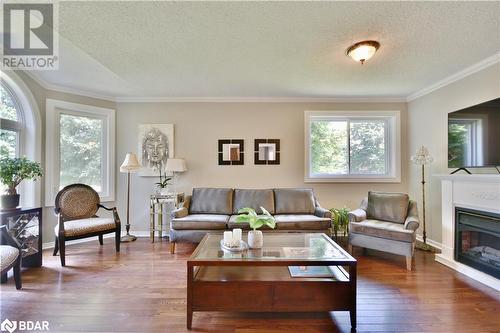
<box><xmin>53</xmin><ymin>184</ymin><xmax>121</xmax><ymax>266</ymax></box>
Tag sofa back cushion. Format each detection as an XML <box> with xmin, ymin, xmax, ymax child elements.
<box><xmin>190</xmin><ymin>188</ymin><xmax>233</xmax><ymax>214</ymax></box>
<box><xmin>233</xmin><ymin>189</ymin><xmax>275</xmax><ymax>214</ymax></box>
<box><xmin>367</xmin><ymin>191</ymin><xmax>409</xmax><ymax>224</ymax></box>
<box><xmin>274</xmin><ymin>188</ymin><xmax>316</xmax><ymax>214</ymax></box>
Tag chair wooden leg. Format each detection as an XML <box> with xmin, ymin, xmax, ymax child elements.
<box><xmin>53</xmin><ymin>237</ymin><xmax>59</xmax><ymax>256</ymax></box>
<box><xmin>13</xmin><ymin>257</ymin><xmax>21</xmax><ymax>289</ymax></box>
<box><xmin>1</xmin><ymin>272</ymin><xmax>7</xmax><ymax>283</ymax></box>
<box><xmin>115</xmin><ymin>229</ymin><xmax>120</xmax><ymax>252</ymax></box>
<box><xmin>406</xmin><ymin>256</ymin><xmax>412</xmax><ymax>271</ymax></box>
<box><xmin>98</xmin><ymin>234</ymin><xmax>104</xmax><ymax>245</ymax></box>
<box><xmin>60</xmin><ymin>237</ymin><xmax>66</xmax><ymax>266</ymax></box>
<box><xmin>170</xmin><ymin>242</ymin><xmax>176</xmax><ymax>254</ymax></box>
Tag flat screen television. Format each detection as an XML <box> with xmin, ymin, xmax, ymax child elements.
<box><xmin>448</xmin><ymin>97</ymin><xmax>500</xmax><ymax>169</ymax></box>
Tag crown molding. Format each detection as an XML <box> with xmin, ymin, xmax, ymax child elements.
<box><xmin>114</xmin><ymin>96</ymin><xmax>407</xmax><ymax>103</ymax></box>
<box><xmin>23</xmin><ymin>71</ymin><xmax>116</xmax><ymax>102</ymax></box>
<box><xmin>407</xmin><ymin>52</ymin><xmax>500</xmax><ymax>102</ymax></box>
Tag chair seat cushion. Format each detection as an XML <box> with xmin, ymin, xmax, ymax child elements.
<box><xmin>227</xmin><ymin>215</ymin><xmax>274</xmax><ymax>230</ymax></box>
<box><xmin>274</xmin><ymin>215</ymin><xmax>331</xmax><ymax>230</ymax></box>
<box><xmin>55</xmin><ymin>218</ymin><xmax>116</xmax><ymax>237</ymax></box>
<box><xmin>1</xmin><ymin>245</ymin><xmax>19</xmax><ymax>271</ymax></box>
<box><xmin>350</xmin><ymin>219</ymin><xmax>415</xmax><ymax>243</ymax></box>
<box><xmin>171</xmin><ymin>214</ymin><xmax>229</xmax><ymax>230</ymax></box>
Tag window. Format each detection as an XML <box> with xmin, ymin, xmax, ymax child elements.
<box><xmin>0</xmin><ymin>81</ymin><xmax>22</xmax><ymax>159</ymax></box>
<box><xmin>305</xmin><ymin>111</ymin><xmax>401</xmax><ymax>182</ymax></box>
<box><xmin>46</xmin><ymin>99</ymin><xmax>115</xmax><ymax>205</ymax></box>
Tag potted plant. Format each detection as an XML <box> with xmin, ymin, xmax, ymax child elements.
<box><xmin>235</xmin><ymin>207</ymin><xmax>276</xmax><ymax>249</ymax></box>
<box><xmin>154</xmin><ymin>169</ymin><xmax>172</xmax><ymax>195</ymax></box>
<box><xmin>0</xmin><ymin>157</ymin><xmax>43</xmax><ymax>210</ymax></box>
<box><xmin>330</xmin><ymin>207</ymin><xmax>350</xmax><ymax>240</ymax></box>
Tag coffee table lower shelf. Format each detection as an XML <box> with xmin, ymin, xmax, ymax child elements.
<box><xmin>187</xmin><ymin>265</ymin><xmax>356</xmax><ymax>329</ymax></box>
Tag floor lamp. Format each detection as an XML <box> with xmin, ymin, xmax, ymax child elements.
<box><xmin>411</xmin><ymin>146</ymin><xmax>434</xmax><ymax>251</ymax></box>
<box><xmin>120</xmin><ymin>152</ymin><xmax>142</xmax><ymax>242</ymax></box>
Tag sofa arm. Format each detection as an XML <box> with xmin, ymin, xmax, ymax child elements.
<box><xmin>348</xmin><ymin>208</ymin><xmax>366</xmax><ymax>222</ymax></box>
<box><xmin>404</xmin><ymin>216</ymin><xmax>420</xmax><ymax>231</ymax></box>
<box><xmin>314</xmin><ymin>207</ymin><xmax>332</xmax><ymax>219</ymax></box>
<box><xmin>171</xmin><ymin>207</ymin><xmax>188</xmax><ymax>219</ymax></box>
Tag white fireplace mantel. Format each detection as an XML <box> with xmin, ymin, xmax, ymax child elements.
<box><xmin>434</xmin><ymin>174</ymin><xmax>500</xmax><ymax>291</ymax></box>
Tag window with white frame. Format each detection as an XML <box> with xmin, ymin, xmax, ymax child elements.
<box><xmin>305</xmin><ymin>111</ymin><xmax>401</xmax><ymax>182</ymax></box>
<box><xmin>45</xmin><ymin>99</ymin><xmax>115</xmax><ymax>205</ymax></box>
<box><xmin>0</xmin><ymin>81</ymin><xmax>22</xmax><ymax>159</ymax></box>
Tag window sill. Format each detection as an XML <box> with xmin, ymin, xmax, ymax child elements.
<box><xmin>304</xmin><ymin>176</ymin><xmax>401</xmax><ymax>183</ymax></box>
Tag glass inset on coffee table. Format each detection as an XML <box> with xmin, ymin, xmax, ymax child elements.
<box><xmin>187</xmin><ymin>232</ymin><xmax>357</xmax><ymax>330</ymax></box>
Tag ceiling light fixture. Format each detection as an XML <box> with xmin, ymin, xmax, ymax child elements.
<box><xmin>346</xmin><ymin>40</ymin><xmax>380</xmax><ymax>65</ymax></box>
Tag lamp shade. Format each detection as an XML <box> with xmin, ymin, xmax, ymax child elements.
<box><xmin>165</xmin><ymin>158</ymin><xmax>187</xmax><ymax>172</ymax></box>
<box><xmin>411</xmin><ymin>146</ymin><xmax>434</xmax><ymax>165</ymax></box>
<box><xmin>120</xmin><ymin>152</ymin><xmax>142</xmax><ymax>173</ymax></box>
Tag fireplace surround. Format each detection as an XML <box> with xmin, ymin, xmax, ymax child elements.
<box><xmin>455</xmin><ymin>207</ymin><xmax>500</xmax><ymax>279</ymax></box>
<box><xmin>436</xmin><ymin>174</ymin><xmax>500</xmax><ymax>291</ymax></box>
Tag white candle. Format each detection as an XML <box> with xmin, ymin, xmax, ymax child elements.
<box><xmin>223</xmin><ymin>231</ymin><xmax>233</xmax><ymax>246</ymax></box>
<box><xmin>232</xmin><ymin>228</ymin><xmax>242</xmax><ymax>247</ymax></box>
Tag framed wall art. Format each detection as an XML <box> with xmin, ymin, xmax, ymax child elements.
<box><xmin>138</xmin><ymin>124</ymin><xmax>174</xmax><ymax>176</ymax></box>
<box><xmin>218</xmin><ymin>139</ymin><xmax>244</xmax><ymax>165</ymax></box>
<box><xmin>254</xmin><ymin>139</ymin><xmax>280</xmax><ymax>165</ymax></box>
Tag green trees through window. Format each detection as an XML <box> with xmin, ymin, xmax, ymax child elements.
<box><xmin>310</xmin><ymin>119</ymin><xmax>387</xmax><ymax>176</ymax></box>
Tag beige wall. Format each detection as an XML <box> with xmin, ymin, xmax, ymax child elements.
<box><xmin>407</xmin><ymin>63</ymin><xmax>500</xmax><ymax>244</ymax></box>
<box><xmin>115</xmin><ymin>102</ymin><xmax>408</xmax><ymax>235</ymax></box>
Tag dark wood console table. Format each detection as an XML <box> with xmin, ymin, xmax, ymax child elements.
<box><xmin>0</xmin><ymin>207</ymin><xmax>42</xmax><ymax>267</ymax></box>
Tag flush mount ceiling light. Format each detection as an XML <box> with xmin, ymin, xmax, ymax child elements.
<box><xmin>346</xmin><ymin>40</ymin><xmax>380</xmax><ymax>65</ymax></box>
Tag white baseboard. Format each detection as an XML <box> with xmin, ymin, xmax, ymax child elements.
<box><xmin>42</xmin><ymin>230</ymin><xmax>168</xmax><ymax>250</ymax></box>
<box><xmin>415</xmin><ymin>234</ymin><xmax>442</xmax><ymax>250</ymax></box>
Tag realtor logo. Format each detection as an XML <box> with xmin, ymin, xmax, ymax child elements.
<box><xmin>0</xmin><ymin>319</ymin><xmax>17</xmax><ymax>333</ymax></box>
<box><xmin>2</xmin><ymin>2</ymin><xmax>58</xmax><ymax>69</ymax></box>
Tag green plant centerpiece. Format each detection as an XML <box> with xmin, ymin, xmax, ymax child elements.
<box><xmin>330</xmin><ymin>207</ymin><xmax>350</xmax><ymax>239</ymax></box>
<box><xmin>235</xmin><ymin>207</ymin><xmax>276</xmax><ymax>249</ymax></box>
<box><xmin>0</xmin><ymin>156</ymin><xmax>43</xmax><ymax>210</ymax></box>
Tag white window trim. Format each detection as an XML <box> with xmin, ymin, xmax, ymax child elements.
<box><xmin>304</xmin><ymin>110</ymin><xmax>401</xmax><ymax>183</ymax></box>
<box><xmin>45</xmin><ymin>99</ymin><xmax>115</xmax><ymax>206</ymax></box>
<box><xmin>1</xmin><ymin>71</ymin><xmax>42</xmax><ymax>207</ymax></box>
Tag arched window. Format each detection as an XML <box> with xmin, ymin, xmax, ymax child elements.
<box><xmin>0</xmin><ymin>80</ymin><xmax>23</xmax><ymax>158</ymax></box>
<box><xmin>0</xmin><ymin>72</ymin><xmax>42</xmax><ymax>206</ymax></box>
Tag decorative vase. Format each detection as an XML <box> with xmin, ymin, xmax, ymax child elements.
<box><xmin>160</xmin><ymin>187</ymin><xmax>170</xmax><ymax>195</ymax></box>
<box><xmin>1</xmin><ymin>194</ymin><xmax>20</xmax><ymax>210</ymax></box>
<box><xmin>248</xmin><ymin>230</ymin><xmax>263</xmax><ymax>249</ymax></box>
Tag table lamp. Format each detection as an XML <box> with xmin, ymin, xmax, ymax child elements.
<box><xmin>165</xmin><ymin>158</ymin><xmax>187</xmax><ymax>194</ymax></box>
<box><xmin>120</xmin><ymin>152</ymin><xmax>142</xmax><ymax>242</ymax></box>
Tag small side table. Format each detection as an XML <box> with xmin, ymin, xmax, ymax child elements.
<box><xmin>149</xmin><ymin>193</ymin><xmax>184</xmax><ymax>242</ymax></box>
<box><xmin>0</xmin><ymin>207</ymin><xmax>42</xmax><ymax>267</ymax></box>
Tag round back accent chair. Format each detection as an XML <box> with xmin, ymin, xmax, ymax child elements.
<box><xmin>54</xmin><ymin>184</ymin><xmax>121</xmax><ymax>266</ymax></box>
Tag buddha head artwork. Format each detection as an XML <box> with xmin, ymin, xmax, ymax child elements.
<box><xmin>140</xmin><ymin>125</ymin><xmax>173</xmax><ymax>175</ymax></box>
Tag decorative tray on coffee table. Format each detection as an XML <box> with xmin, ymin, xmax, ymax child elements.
<box><xmin>220</xmin><ymin>240</ymin><xmax>249</xmax><ymax>252</ymax></box>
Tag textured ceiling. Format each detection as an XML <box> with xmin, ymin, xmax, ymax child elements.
<box><xmin>28</xmin><ymin>1</ymin><xmax>500</xmax><ymax>99</ymax></box>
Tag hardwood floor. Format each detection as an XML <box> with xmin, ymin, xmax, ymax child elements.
<box><xmin>1</xmin><ymin>238</ymin><xmax>499</xmax><ymax>333</ymax></box>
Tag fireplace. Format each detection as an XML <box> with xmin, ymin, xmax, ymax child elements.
<box><xmin>455</xmin><ymin>207</ymin><xmax>500</xmax><ymax>279</ymax></box>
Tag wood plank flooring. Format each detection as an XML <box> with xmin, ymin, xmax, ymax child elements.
<box><xmin>1</xmin><ymin>238</ymin><xmax>499</xmax><ymax>332</ymax></box>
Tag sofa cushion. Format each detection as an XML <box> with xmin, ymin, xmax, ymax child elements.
<box><xmin>0</xmin><ymin>245</ymin><xmax>19</xmax><ymax>271</ymax></box>
<box><xmin>54</xmin><ymin>218</ymin><xmax>116</xmax><ymax>237</ymax></box>
<box><xmin>367</xmin><ymin>191</ymin><xmax>409</xmax><ymax>224</ymax></box>
<box><xmin>274</xmin><ymin>215</ymin><xmax>330</xmax><ymax>230</ymax></box>
<box><xmin>233</xmin><ymin>189</ymin><xmax>275</xmax><ymax>214</ymax></box>
<box><xmin>190</xmin><ymin>188</ymin><xmax>233</xmax><ymax>215</ymax></box>
<box><xmin>350</xmin><ymin>219</ymin><xmax>415</xmax><ymax>243</ymax></box>
<box><xmin>227</xmin><ymin>215</ymin><xmax>274</xmax><ymax>230</ymax></box>
<box><xmin>274</xmin><ymin>188</ymin><xmax>316</xmax><ymax>214</ymax></box>
<box><xmin>171</xmin><ymin>214</ymin><xmax>229</xmax><ymax>230</ymax></box>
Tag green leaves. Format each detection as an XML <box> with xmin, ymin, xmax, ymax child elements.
<box><xmin>330</xmin><ymin>207</ymin><xmax>350</xmax><ymax>238</ymax></box>
<box><xmin>0</xmin><ymin>156</ymin><xmax>43</xmax><ymax>194</ymax></box>
<box><xmin>236</xmin><ymin>206</ymin><xmax>276</xmax><ymax>231</ymax></box>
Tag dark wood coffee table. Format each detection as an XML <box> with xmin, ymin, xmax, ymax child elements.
<box><xmin>187</xmin><ymin>232</ymin><xmax>357</xmax><ymax>329</ymax></box>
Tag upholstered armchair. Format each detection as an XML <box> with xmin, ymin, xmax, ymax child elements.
<box><xmin>0</xmin><ymin>225</ymin><xmax>22</xmax><ymax>289</ymax></box>
<box><xmin>348</xmin><ymin>192</ymin><xmax>419</xmax><ymax>270</ymax></box>
<box><xmin>53</xmin><ymin>184</ymin><xmax>121</xmax><ymax>266</ymax></box>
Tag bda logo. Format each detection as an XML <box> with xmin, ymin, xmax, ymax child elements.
<box><xmin>0</xmin><ymin>319</ymin><xmax>17</xmax><ymax>333</ymax></box>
